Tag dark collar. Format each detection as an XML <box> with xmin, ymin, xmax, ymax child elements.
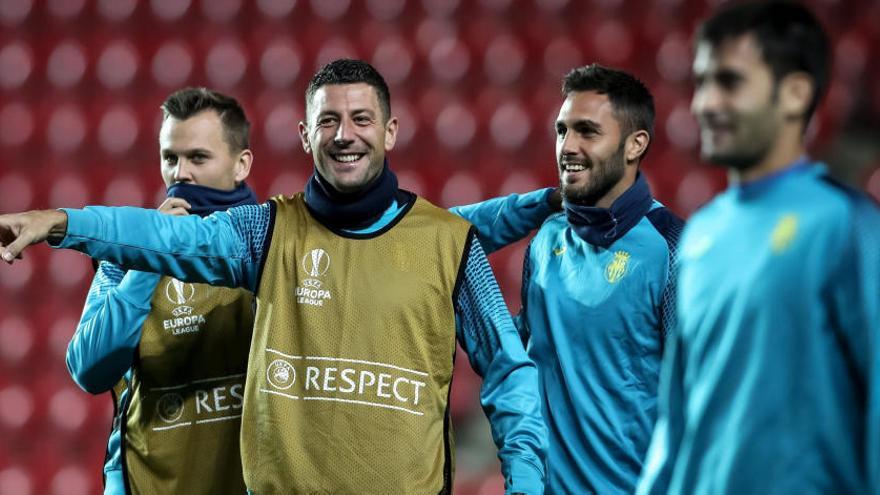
<box><xmin>564</xmin><ymin>172</ymin><xmax>654</xmax><ymax>248</ymax></box>
<box><xmin>166</xmin><ymin>182</ymin><xmax>258</xmax><ymax>217</ymax></box>
<box><xmin>304</xmin><ymin>160</ymin><xmax>399</xmax><ymax>231</ymax></box>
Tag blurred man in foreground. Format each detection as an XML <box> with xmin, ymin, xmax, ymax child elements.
<box><xmin>638</xmin><ymin>2</ymin><xmax>880</xmax><ymax>493</ymax></box>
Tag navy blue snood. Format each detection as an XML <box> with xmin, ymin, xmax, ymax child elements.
<box><xmin>166</xmin><ymin>182</ymin><xmax>259</xmax><ymax>217</ymax></box>
<box><xmin>304</xmin><ymin>161</ymin><xmax>398</xmax><ymax>230</ymax></box>
<box><xmin>564</xmin><ymin>172</ymin><xmax>654</xmax><ymax>248</ymax></box>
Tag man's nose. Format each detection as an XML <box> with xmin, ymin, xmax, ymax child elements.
<box><xmin>692</xmin><ymin>84</ymin><xmax>723</xmax><ymax>116</ymax></box>
<box><xmin>173</xmin><ymin>160</ymin><xmax>193</xmax><ymax>182</ymax></box>
<box><xmin>559</xmin><ymin>131</ymin><xmax>579</xmax><ymax>155</ymax></box>
<box><xmin>334</xmin><ymin>118</ymin><xmax>354</xmax><ymax>144</ymax></box>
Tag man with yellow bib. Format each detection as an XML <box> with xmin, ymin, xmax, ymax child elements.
<box><xmin>66</xmin><ymin>88</ymin><xmax>258</xmax><ymax>494</ymax></box>
<box><xmin>6</xmin><ymin>60</ymin><xmax>547</xmax><ymax>494</ymax></box>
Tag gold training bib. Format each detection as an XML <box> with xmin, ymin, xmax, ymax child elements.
<box><xmin>123</xmin><ymin>276</ymin><xmax>253</xmax><ymax>495</ymax></box>
<box><xmin>242</xmin><ymin>193</ymin><xmax>472</xmax><ymax>494</ymax></box>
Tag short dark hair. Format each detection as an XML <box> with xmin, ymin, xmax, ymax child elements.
<box><xmin>305</xmin><ymin>59</ymin><xmax>392</xmax><ymax>123</ymax></box>
<box><xmin>160</xmin><ymin>87</ymin><xmax>250</xmax><ymax>152</ymax></box>
<box><xmin>562</xmin><ymin>64</ymin><xmax>655</xmax><ymax>157</ymax></box>
<box><xmin>696</xmin><ymin>1</ymin><xmax>830</xmax><ymax>123</ymax></box>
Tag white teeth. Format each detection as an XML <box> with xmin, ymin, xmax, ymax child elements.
<box><xmin>334</xmin><ymin>154</ymin><xmax>362</xmax><ymax>163</ymax></box>
<box><xmin>564</xmin><ymin>164</ymin><xmax>586</xmax><ymax>172</ymax></box>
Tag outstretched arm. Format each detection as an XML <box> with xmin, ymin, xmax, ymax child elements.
<box><xmin>450</xmin><ymin>188</ymin><xmax>559</xmax><ymax>255</ymax></box>
<box><xmin>1</xmin><ymin>204</ymin><xmax>272</xmax><ymax>290</ymax></box>
<box><xmin>455</xmin><ymin>234</ymin><xmax>547</xmax><ymax>495</ymax></box>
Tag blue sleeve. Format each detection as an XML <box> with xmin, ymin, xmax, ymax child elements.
<box><xmin>637</xmin><ymin>208</ymin><xmax>687</xmax><ymax>494</ymax></box>
<box><xmin>66</xmin><ymin>262</ymin><xmax>160</xmax><ymax>394</ymax></box>
<box><xmin>646</xmin><ymin>206</ymin><xmax>685</xmax><ymax>344</ymax></box>
<box><xmin>636</xmin><ymin>327</ymin><xmax>686</xmax><ymax>495</ymax></box>
<box><xmin>450</xmin><ymin>189</ymin><xmax>555</xmax><ymax>255</ymax></box>
<box><xmin>56</xmin><ymin>203</ymin><xmax>273</xmax><ymax>292</ymax></box>
<box><xmin>515</xmin><ymin>240</ymin><xmax>535</xmax><ymax>346</ymax></box>
<box><xmin>830</xmin><ymin>196</ymin><xmax>880</xmax><ymax>490</ymax></box>
<box><xmin>454</xmin><ymin>234</ymin><xmax>547</xmax><ymax>494</ymax></box>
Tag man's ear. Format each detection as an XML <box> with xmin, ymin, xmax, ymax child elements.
<box><xmin>383</xmin><ymin>117</ymin><xmax>399</xmax><ymax>152</ymax></box>
<box><xmin>298</xmin><ymin>121</ymin><xmax>312</xmax><ymax>154</ymax></box>
<box><xmin>779</xmin><ymin>72</ymin><xmax>814</xmax><ymax>121</ymax></box>
<box><xmin>234</xmin><ymin>149</ymin><xmax>253</xmax><ymax>182</ymax></box>
<box><xmin>625</xmin><ymin>130</ymin><xmax>650</xmax><ymax>164</ymax></box>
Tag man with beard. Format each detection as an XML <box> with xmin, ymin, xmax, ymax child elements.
<box><xmin>67</xmin><ymin>88</ymin><xmax>257</xmax><ymax>495</ymax></box>
<box><xmin>0</xmin><ymin>59</ymin><xmax>546</xmax><ymax>494</ymax></box>
<box><xmin>456</xmin><ymin>64</ymin><xmax>684</xmax><ymax>494</ymax></box>
<box><xmin>66</xmin><ymin>88</ymin><xmax>258</xmax><ymax>495</ymax></box>
<box><xmin>637</xmin><ymin>2</ymin><xmax>880</xmax><ymax>494</ymax></box>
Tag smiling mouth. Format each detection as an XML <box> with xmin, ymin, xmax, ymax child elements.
<box><xmin>330</xmin><ymin>152</ymin><xmax>365</xmax><ymax>163</ymax></box>
<box><xmin>560</xmin><ymin>162</ymin><xmax>589</xmax><ymax>173</ymax></box>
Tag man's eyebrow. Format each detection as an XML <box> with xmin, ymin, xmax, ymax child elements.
<box><xmin>566</xmin><ymin>118</ymin><xmax>602</xmax><ymax>133</ymax></box>
<box><xmin>694</xmin><ymin>67</ymin><xmax>744</xmax><ymax>85</ymax></box>
<box><xmin>161</xmin><ymin>147</ymin><xmax>213</xmax><ymax>156</ymax></box>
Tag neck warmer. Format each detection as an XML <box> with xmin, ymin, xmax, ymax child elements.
<box><xmin>166</xmin><ymin>182</ymin><xmax>258</xmax><ymax>217</ymax></box>
<box><xmin>564</xmin><ymin>172</ymin><xmax>654</xmax><ymax>248</ymax></box>
<box><xmin>304</xmin><ymin>160</ymin><xmax>398</xmax><ymax>230</ymax></box>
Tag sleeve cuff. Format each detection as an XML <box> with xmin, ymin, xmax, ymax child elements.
<box><xmin>506</xmin><ymin>458</ymin><xmax>545</xmax><ymax>495</ymax></box>
<box><xmin>54</xmin><ymin>207</ymin><xmax>98</xmax><ymax>248</ymax></box>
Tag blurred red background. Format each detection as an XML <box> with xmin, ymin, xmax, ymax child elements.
<box><xmin>0</xmin><ymin>0</ymin><xmax>878</xmax><ymax>493</ymax></box>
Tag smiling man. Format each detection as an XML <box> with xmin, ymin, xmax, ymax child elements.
<box><xmin>0</xmin><ymin>60</ymin><xmax>546</xmax><ymax>495</ymax></box>
<box><xmin>455</xmin><ymin>64</ymin><xmax>685</xmax><ymax>494</ymax></box>
<box><xmin>637</xmin><ymin>2</ymin><xmax>880</xmax><ymax>494</ymax></box>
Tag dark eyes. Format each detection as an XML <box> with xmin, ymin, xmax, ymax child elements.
<box><xmin>317</xmin><ymin>115</ymin><xmax>373</xmax><ymax>127</ymax></box>
<box><xmin>555</xmin><ymin>126</ymin><xmax>596</xmax><ymax>138</ymax></box>
<box><xmin>163</xmin><ymin>154</ymin><xmax>207</xmax><ymax>165</ymax></box>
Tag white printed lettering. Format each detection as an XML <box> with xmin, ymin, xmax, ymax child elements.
<box><xmin>338</xmin><ymin>368</ymin><xmax>356</xmax><ymax>393</ymax></box>
<box><xmin>230</xmin><ymin>384</ymin><xmax>244</xmax><ymax>409</ymax></box>
<box><xmin>213</xmin><ymin>386</ymin><xmax>230</xmax><ymax>411</ymax></box>
<box><xmin>195</xmin><ymin>390</ymin><xmax>212</xmax><ymax>413</ymax></box>
<box><xmin>393</xmin><ymin>377</ymin><xmax>409</xmax><ymax>403</ymax></box>
<box><xmin>411</xmin><ymin>380</ymin><xmax>425</xmax><ymax>406</ymax></box>
<box><xmin>306</xmin><ymin>366</ymin><xmax>320</xmax><ymax>390</ymax></box>
<box><xmin>358</xmin><ymin>370</ymin><xmax>376</xmax><ymax>394</ymax></box>
<box><xmin>376</xmin><ymin>373</ymin><xmax>392</xmax><ymax>399</ymax></box>
<box><xmin>322</xmin><ymin>367</ymin><xmax>337</xmax><ymax>392</ymax></box>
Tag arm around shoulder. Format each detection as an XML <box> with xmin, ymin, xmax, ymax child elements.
<box><xmin>450</xmin><ymin>188</ymin><xmax>558</xmax><ymax>255</ymax></box>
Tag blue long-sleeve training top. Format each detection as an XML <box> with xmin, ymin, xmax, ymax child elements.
<box><xmin>637</xmin><ymin>162</ymin><xmax>880</xmax><ymax>494</ymax></box>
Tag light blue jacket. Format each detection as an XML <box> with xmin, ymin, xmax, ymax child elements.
<box><xmin>457</xmin><ymin>179</ymin><xmax>683</xmax><ymax>494</ymax></box>
<box><xmin>638</xmin><ymin>162</ymin><xmax>880</xmax><ymax>494</ymax></box>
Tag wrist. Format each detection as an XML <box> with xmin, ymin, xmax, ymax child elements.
<box><xmin>46</xmin><ymin>209</ymin><xmax>69</xmax><ymax>245</ymax></box>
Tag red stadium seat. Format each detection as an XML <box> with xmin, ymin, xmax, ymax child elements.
<box><xmin>96</xmin><ymin>0</ymin><xmax>137</xmax><ymax>22</ymax></box>
<box><xmin>0</xmin><ymin>41</ymin><xmax>34</xmax><ymax>90</ymax></box>
<box><xmin>45</xmin><ymin>40</ymin><xmax>88</xmax><ymax>90</ymax></box>
<box><xmin>150</xmin><ymin>40</ymin><xmax>195</xmax><ymax>88</ymax></box>
<box><xmin>255</xmin><ymin>0</ymin><xmax>297</xmax><ymax>19</ymax></box>
<box><xmin>365</xmin><ymin>0</ymin><xmax>407</xmax><ymax>21</ymax></box>
<box><xmin>0</xmin><ymin>466</ymin><xmax>35</xmax><ymax>495</ymax></box>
